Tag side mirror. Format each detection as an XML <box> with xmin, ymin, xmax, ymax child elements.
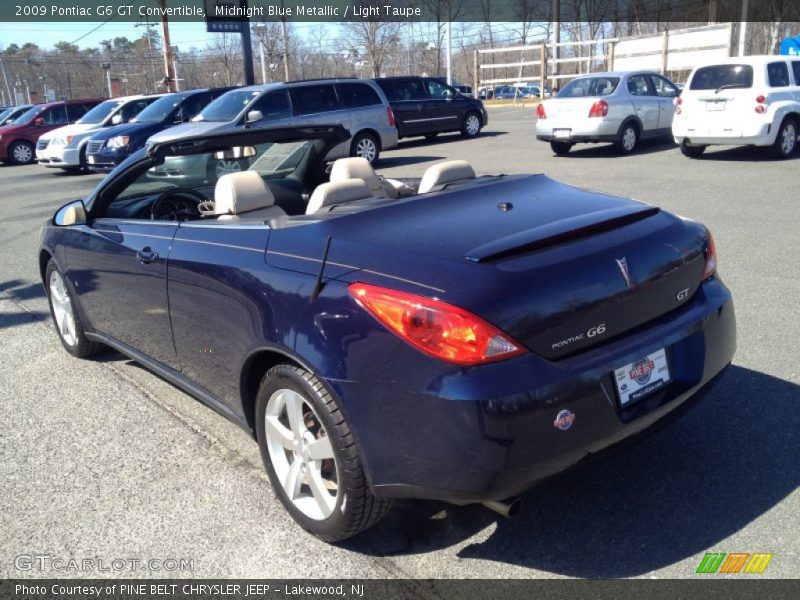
<box><xmin>54</xmin><ymin>200</ymin><xmax>87</xmax><ymax>226</ymax></box>
<box><xmin>111</xmin><ymin>114</ymin><xmax>123</xmax><ymax>125</ymax></box>
<box><xmin>33</xmin><ymin>117</ymin><xmax>44</xmax><ymax>126</ymax></box>
<box><xmin>246</xmin><ymin>110</ymin><xmax>263</xmax><ymax>124</ymax></box>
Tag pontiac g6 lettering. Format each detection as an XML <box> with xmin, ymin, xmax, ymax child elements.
<box><xmin>39</xmin><ymin>125</ymin><xmax>736</xmax><ymax>541</ymax></box>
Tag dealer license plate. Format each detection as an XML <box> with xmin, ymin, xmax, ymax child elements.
<box><xmin>614</xmin><ymin>348</ymin><xmax>671</xmax><ymax>406</ymax></box>
<box><xmin>705</xmin><ymin>101</ymin><xmax>726</xmax><ymax>111</ymax></box>
<box><xmin>553</xmin><ymin>128</ymin><xmax>572</xmax><ymax>139</ymax></box>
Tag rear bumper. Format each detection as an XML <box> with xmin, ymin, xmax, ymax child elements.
<box><xmin>672</xmin><ymin>118</ymin><xmax>775</xmax><ymax>146</ymax></box>
<box><xmin>378</xmin><ymin>127</ymin><xmax>399</xmax><ymax>151</ymax></box>
<box><xmin>536</xmin><ymin>118</ymin><xmax>621</xmax><ymax>143</ymax></box>
<box><xmin>333</xmin><ymin>278</ymin><xmax>736</xmax><ymax>502</ymax></box>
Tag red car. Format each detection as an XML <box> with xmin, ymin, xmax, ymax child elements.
<box><xmin>0</xmin><ymin>98</ymin><xmax>104</xmax><ymax>165</ymax></box>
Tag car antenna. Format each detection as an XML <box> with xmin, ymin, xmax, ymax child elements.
<box><xmin>310</xmin><ymin>235</ymin><xmax>332</xmax><ymax>303</ymax></box>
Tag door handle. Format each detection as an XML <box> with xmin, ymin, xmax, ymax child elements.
<box><xmin>137</xmin><ymin>247</ymin><xmax>159</xmax><ymax>264</ymax></box>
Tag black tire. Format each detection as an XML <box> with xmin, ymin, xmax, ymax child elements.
<box><xmin>461</xmin><ymin>111</ymin><xmax>482</xmax><ymax>138</ymax></box>
<box><xmin>255</xmin><ymin>364</ymin><xmax>392</xmax><ymax>542</ymax></box>
<box><xmin>350</xmin><ymin>132</ymin><xmax>380</xmax><ymax>164</ymax></box>
<box><xmin>680</xmin><ymin>140</ymin><xmax>707</xmax><ymax>158</ymax></box>
<box><xmin>615</xmin><ymin>122</ymin><xmax>639</xmax><ymax>154</ymax></box>
<box><xmin>769</xmin><ymin>117</ymin><xmax>797</xmax><ymax>159</ymax></box>
<box><xmin>550</xmin><ymin>141</ymin><xmax>572</xmax><ymax>156</ymax></box>
<box><xmin>8</xmin><ymin>140</ymin><xmax>35</xmax><ymax>165</ymax></box>
<box><xmin>44</xmin><ymin>259</ymin><xmax>103</xmax><ymax>358</ymax></box>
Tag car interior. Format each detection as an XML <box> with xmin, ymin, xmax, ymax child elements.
<box><xmin>101</xmin><ymin>139</ymin><xmax>483</xmax><ymax>228</ymax></box>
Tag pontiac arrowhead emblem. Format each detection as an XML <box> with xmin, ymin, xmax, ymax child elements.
<box><xmin>616</xmin><ymin>257</ymin><xmax>632</xmax><ymax>288</ymax></box>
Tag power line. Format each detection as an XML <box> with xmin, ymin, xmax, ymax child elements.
<box><xmin>70</xmin><ymin>16</ymin><xmax>115</xmax><ymax>45</ymax></box>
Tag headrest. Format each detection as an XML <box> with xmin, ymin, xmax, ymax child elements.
<box><xmin>214</xmin><ymin>171</ymin><xmax>274</xmax><ymax>215</ymax></box>
<box><xmin>417</xmin><ymin>160</ymin><xmax>476</xmax><ymax>194</ymax></box>
<box><xmin>330</xmin><ymin>157</ymin><xmax>382</xmax><ymax>191</ymax></box>
<box><xmin>306</xmin><ymin>179</ymin><xmax>373</xmax><ymax>214</ymax></box>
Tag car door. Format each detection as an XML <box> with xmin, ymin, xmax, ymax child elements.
<box><xmin>625</xmin><ymin>74</ymin><xmax>660</xmax><ymax>135</ymax></box>
<box><xmin>380</xmin><ymin>78</ymin><xmax>430</xmax><ymax>136</ymax></box>
<box><xmin>649</xmin><ymin>74</ymin><xmax>679</xmax><ymax>134</ymax></box>
<box><xmin>289</xmin><ymin>84</ymin><xmax>351</xmax><ymax>157</ymax></box>
<box><xmin>65</xmin><ymin>174</ymin><xmax>179</xmax><ymax>368</ymax></box>
<box><xmin>423</xmin><ymin>79</ymin><xmax>463</xmax><ymax>133</ymax></box>
<box><xmin>247</xmin><ymin>89</ymin><xmax>293</xmax><ymax>126</ymax></box>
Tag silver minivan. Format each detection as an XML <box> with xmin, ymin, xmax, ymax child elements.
<box><xmin>149</xmin><ymin>79</ymin><xmax>398</xmax><ymax>173</ymax></box>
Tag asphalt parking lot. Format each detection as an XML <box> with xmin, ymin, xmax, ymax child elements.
<box><xmin>1</xmin><ymin>105</ymin><xmax>797</xmax><ymax>580</ymax></box>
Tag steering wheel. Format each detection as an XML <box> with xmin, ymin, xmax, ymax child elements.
<box><xmin>150</xmin><ymin>187</ymin><xmax>207</xmax><ymax>221</ymax></box>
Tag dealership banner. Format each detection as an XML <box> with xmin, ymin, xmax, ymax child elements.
<box><xmin>3</xmin><ymin>579</ymin><xmax>800</xmax><ymax>600</ymax></box>
<box><xmin>2</xmin><ymin>0</ymin><xmax>797</xmax><ymax>23</ymax></box>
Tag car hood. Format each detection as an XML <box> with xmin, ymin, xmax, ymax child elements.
<box><xmin>88</xmin><ymin>121</ymin><xmax>163</xmax><ymax>142</ymax></box>
<box><xmin>147</xmin><ymin>121</ymin><xmax>228</xmax><ymax>145</ymax></box>
<box><xmin>45</xmin><ymin>123</ymin><xmax>101</xmax><ymax>140</ymax></box>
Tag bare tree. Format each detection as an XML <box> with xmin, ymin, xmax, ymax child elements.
<box><xmin>342</xmin><ymin>21</ymin><xmax>403</xmax><ymax>77</ymax></box>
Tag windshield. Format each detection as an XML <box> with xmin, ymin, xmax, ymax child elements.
<box><xmin>12</xmin><ymin>105</ymin><xmax>43</xmax><ymax>124</ymax></box>
<box><xmin>558</xmin><ymin>77</ymin><xmax>620</xmax><ymax>97</ymax></box>
<box><xmin>690</xmin><ymin>65</ymin><xmax>753</xmax><ymax>90</ymax></box>
<box><xmin>132</xmin><ymin>94</ymin><xmax>181</xmax><ymax>123</ymax></box>
<box><xmin>77</xmin><ymin>99</ymin><xmax>123</xmax><ymax>124</ymax></box>
<box><xmin>195</xmin><ymin>90</ymin><xmax>259</xmax><ymax>122</ymax></box>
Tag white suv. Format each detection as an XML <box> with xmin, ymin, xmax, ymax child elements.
<box><xmin>673</xmin><ymin>55</ymin><xmax>800</xmax><ymax>158</ymax></box>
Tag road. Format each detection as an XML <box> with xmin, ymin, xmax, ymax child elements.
<box><xmin>1</xmin><ymin>106</ymin><xmax>797</xmax><ymax>579</ymax></box>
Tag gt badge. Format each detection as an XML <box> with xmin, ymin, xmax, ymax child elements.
<box><xmin>553</xmin><ymin>409</ymin><xmax>576</xmax><ymax>431</ymax></box>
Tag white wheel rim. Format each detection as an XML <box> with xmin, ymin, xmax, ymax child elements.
<box><xmin>265</xmin><ymin>388</ymin><xmax>338</xmax><ymax>520</ymax></box>
<box><xmin>466</xmin><ymin>115</ymin><xmax>480</xmax><ymax>135</ymax></box>
<box><xmin>14</xmin><ymin>144</ymin><xmax>32</xmax><ymax>163</ymax></box>
<box><xmin>49</xmin><ymin>270</ymin><xmax>77</xmax><ymax>347</ymax></box>
<box><xmin>622</xmin><ymin>128</ymin><xmax>636</xmax><ymax>151</ymax></box>
<box><xmin>356</xmin><ymin>138</ymin><xmax>376</xmax><ymax>162</ymax></box>
<box><xmin>215</xmin><ymin>160</ymin><xmax>243</xmax><ymax>178</ymax></box>
<box><xmin>781</xmin><ymin>124</ymin><xmax>795</xmax><ymax>154</ymax></box>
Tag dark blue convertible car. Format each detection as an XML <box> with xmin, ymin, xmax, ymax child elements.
<box><xmin>40</xmin><ymin>125</ymin><xmax>736</xmax><ymax>541</ymax></box>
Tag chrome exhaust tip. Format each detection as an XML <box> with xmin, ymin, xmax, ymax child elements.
<box><xmin>482</xmin><ymin>497</ymin><xmax>522</xmax><ymax>518</ymax></box>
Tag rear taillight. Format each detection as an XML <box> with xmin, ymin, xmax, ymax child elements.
<box><xmin>588</xmin><ymin>100</ymin><xmax>609</xmax><ymax>118</ymax></box>
<box><xmin>756</xmin><ymin>95</ymin><xmax>766</xmax><ymax>104</ymax></box>
<box><xmin>536</xmin><ymin>103</ymin><xmax>546</xmax><ymax>119</ymax></box>
<box><xmin>387</xmin><ymin>107</ymin><xmax>396</xmax><ymax>128</ymax></box>
<box><xmin>348</xmin><ymin>282</ymin><xmax>526</xmax><ymax>365</ymax></box>
<box><xmin>755</xmin><ymin>95</ymin><xmax>767</xmax><ymax>114</ymax></box>
<box><xmin>676</xmin><ymin>97</ymin><xmax>683</xmax><ymax>105</ymax></box>
<box><xmin>702</xmin><ymin>231</ymin><xmax>717</xmax><ymax>280</ymax></box>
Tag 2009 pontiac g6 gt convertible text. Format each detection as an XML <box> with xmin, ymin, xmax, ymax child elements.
<box><xmin>39</xmin><ymin>125</ymin><xmax>736</xmax><ymax>541</ymax></box>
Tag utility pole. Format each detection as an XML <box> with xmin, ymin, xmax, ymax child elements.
<box><xmin>101</xmin><ymin>65</ymin><xmax>112</xmax><ymax>97</ymax></box>
<box><xmin>738</xmin><ymin>0</ymin><xmax>749</xmax><ymax>57</ymax></box>
<box><xmin>281</xmin><ymin>5</ymin><xmax>290</xmax><ymax>81</ymax></box>
<box><xmin>256</xmin><ymin>25</ymin><xmax>267</xmax><ymax>83</ymax></box>
<box><xmin>446</xmin><ymin>21</ymin><xmax>452</xmax><ymax>84</ymax></box>
<box><xmin>552</xmin><ymin>0</ymin><xmax>560</xmax><ymax>87</ymax></box>
<box><xmin>158</xmin><ymin>0</ymin><xmax>177</xmax><ymax>92</ymax></box>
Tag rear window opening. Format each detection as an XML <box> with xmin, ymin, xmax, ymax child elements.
<box><xmin>558</xmin><ymin>77</ymin><xmax>620</xmax><ymax>98</ymax></box>
<box><xmin>689</xmin><ymin>65</ymin><xmax>753</xmax><ymax>91</ymax></box>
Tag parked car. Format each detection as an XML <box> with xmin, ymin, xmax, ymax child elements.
<box><xmin>85</xmin><ymin>87</ymin><xmax>235</xmax><ymax>172</ymax></box>
<box><xmin>535</xmin><ymin>71</ymin><xmax>680</xmax><ymax>155</ymax></box>
<box><xmin>148</xmin><ymin>78</ymin><xmax>396</xmax><ymax>165</ymax></box>
<box><xmin>40</xmin><ymin>124</ymin><xmax>735</xmax><ymax>541</ymax></box>
<box><xmin>0</xmin><ymin>104</ymin><xmax>33</xmax><ymax>127</ymax></box>
<box><xmin>373</xmin><ymin>76</ymin><xmax>487</xmax><ymax>140</ymax></box>
<box><xmin>39</xmin><ymin>95</ymin><xmax>164</xmax><ymax>172</ymax></box>
<box><xmin>0</xmin><ymin>98</ymin><xmax>103</xmax><ymax>165</ymax></box>
<box><xmin>672</xmin><ymin>55</ymin><xmax>800</xmax><ymax>158</ymax></box>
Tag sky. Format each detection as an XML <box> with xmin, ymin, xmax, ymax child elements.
<box><xmin>0</xmin><ymin>22</ymin><xmax>224</xmax><ymax>52</ymax></box>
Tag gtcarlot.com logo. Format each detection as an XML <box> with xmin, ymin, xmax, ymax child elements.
<box><xmin>696</xmin><ymin>552</ymin><xmax>773</xmax><ymax>574</ymax></box>
<box><xmin>14</xmin><ymin>554</ymin><xmax>194</xmax><ymax>573</ymax></box>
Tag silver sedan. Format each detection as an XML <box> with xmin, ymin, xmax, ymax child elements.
<box><xmin>535</xmin><ymin>71</ymin><xmax>680</xmax><ymax>155</ymax></box>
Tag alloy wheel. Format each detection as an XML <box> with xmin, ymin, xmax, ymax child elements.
<box><xmin>49</xmin><ymin>270</ymin><xmax>77</xmax><ymax>347</ymax></box>
<box><xmin>215</xmin><ymin>159</ymin><xmax>244</xmax><ymax>178</ymax></box>
<box><xmin>622</xmin><ymin>127</ymin><xmax>637</xmax><ymax>152</ymax></box>
<box><xmin>356</xmin><ymin>138</ymin><xmax>377</xmax><ymax>163</ymax></box>
<box><xmin>13</xmin><ymin>144</ymin><xmax>33</xmax><ymax>164</ymax></box>
<box><xmin>781</xmin><ymin>123</ymin><xmax>796</xmax><ymax>155</ymax></box>
<box><xmin>264</xmin><ymin>388</ymin><xmax>339</xmax><ymax>520</ymax></box>
<box><xmin>465</xmin><ymin>115</ymin><xmax>481</xmax><ymax>136</ymax></box>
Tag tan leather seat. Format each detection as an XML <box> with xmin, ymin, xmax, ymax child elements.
<box><xmin>417</xmin><ymin>160</ymin><xmax>476</xmax><ymax>194</ymax></box>
<box><xmin>214</xmin><ymin>171</ymin><xmax>285</xmax><ymax>221</ymax></box>
<box><xmin>306</xmin><ymin>179</ymin><xmax>373</xmax><ymax>215</ymax></box>
<box><xmin>329</xmin><ymin>157</ymin><xmax>415</xmax><ymax>199</ymax></box>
